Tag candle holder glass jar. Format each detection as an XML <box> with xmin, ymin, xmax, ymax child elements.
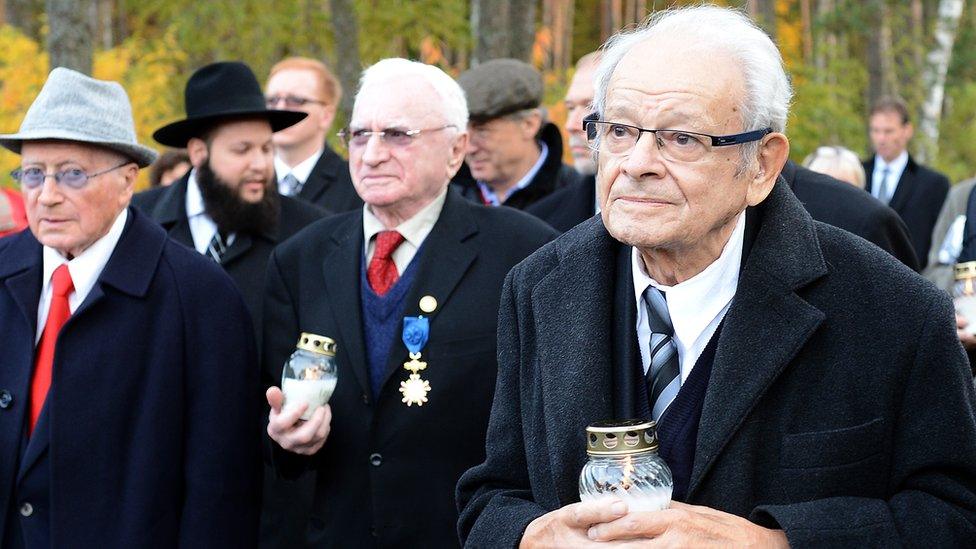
<box><xmin>281</xmin><ymin>333</ymin><xmax>338</xmax><ymax>420</ymax></box>
<box><xmin>954</xmin><ymin>261</ymin><xmax>976</xmax><ymax>335</ymax></box>
<box><xmin>579</xmin><ymin>420</ymin><xmax>672</xmax><ymax>512</ymax></box>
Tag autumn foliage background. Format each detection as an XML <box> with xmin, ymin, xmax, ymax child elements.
<box><xmin>2</xmin><ymin>0</ymin><xmax>976</xmax><ymax>189</ymax></box>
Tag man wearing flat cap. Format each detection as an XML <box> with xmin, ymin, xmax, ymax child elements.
<box><xmin>452</xmin><ymin>58</ymin><xmax>581</xmax><ymax>210</ymax></box>
<box><xmin>134</xmin><ymin>61</ymin><xmax>326</xmax><ymax>341</ymax></box>
<box><xmin>0</xmin><ymin>68</ymin><xmax>260</xmax><ymax>547</ymax></box>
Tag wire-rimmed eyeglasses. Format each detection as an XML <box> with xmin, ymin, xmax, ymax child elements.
<box><xmin>583</xmin><ymin>114</ymin><xmax>771</xmax><ymax>163</ymax></box>
<box><xmin>11</xmin><ymin>161</ymin><xmax>131</xmax><ymax>190</ymax></box>
<box><xmin>337</xmin><ymin>125</ymin><xmax>456</xmax><ymax>149</ymax></box>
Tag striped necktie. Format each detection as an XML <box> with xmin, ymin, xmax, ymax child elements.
<box><xmin>206</xmin><ymin>230</ymin><xmax>228</xmax><ymax>264</ymax></box>
<box><xmin>643</xmin><ymin>286</ymin><xmax>681</xmax><ymax>423</ymax></box>
<box><xmin>281</xmin><ymin>173</ymin><xmax>302</xmax><ymax>196</ymax></box>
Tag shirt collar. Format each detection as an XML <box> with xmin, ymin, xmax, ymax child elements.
<box><xmin>275</xmin><ymin>148</ymin><xmax>323</xmax><ymax>185</ymax></box>
<box><xmin>476</xmin><ymin>141</ymin><xmax>548</xmax><ymax>205</ymax></box>
<box><xmin>186</xmin><ymin>168</ymin><xmax>206</xmax><ymax>218</ymax></box>
<box><xmin>42</xmin><ymin>207</ymin><xmax>128</xmax><ymax>302</ymax></box>
<box><xmin>632</xmin><ymin>210</ymin><xmax>745</xmax><ymax>344</ymax></box>
<box><xmin>362</xmin><ymin>188</ymin><xmax>448</xmax><ymax>249</ymax></box>
<box><xmin>874</xmin><ymin>150</ymin><xmax>908</xmax><ymax>174</ymax></box>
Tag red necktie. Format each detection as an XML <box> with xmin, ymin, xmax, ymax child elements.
<box><xmin>367</xmin><ymin>230</ymin><xmax>405</xmax><ymax>296</ymax></box>
<box><xmin>29</xmin><ymin>264</ymin><xmax>74</xmax><ymax>435</ymax></box>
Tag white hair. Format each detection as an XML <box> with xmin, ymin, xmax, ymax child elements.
<box><xmin>357</xmin><ymin>58</ymin><xmax>468</xmax><ymax>129</ymax></box>
<box><xmin>593</xmin><ymin>6</ymin><xmax>792</xmax><ymax>143</ymax></box>
<box><xmin>802</xmin><ymin>146</ymin><xmax>866</xmax><ymax>189</ymax></box>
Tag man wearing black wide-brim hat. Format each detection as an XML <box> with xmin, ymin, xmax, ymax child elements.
<box><xmin>133</xmin><ymin>61</ymin><xmax>326</xmax><ymax>339</ymax></box>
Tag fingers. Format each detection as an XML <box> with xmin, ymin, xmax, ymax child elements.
<box><xmin>563</xmin><ymin>499</ymin><xmax>629</xmax><ymax>528</ymax></box>
<box><xmin>587</xmin><ymin>508</ymin><xmax>686</xmax><ymax>541</ymax></box>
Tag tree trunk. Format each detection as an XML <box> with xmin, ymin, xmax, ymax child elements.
<box><xmin>328</xmin><ymin>0</ymin><xmax>360</xmax><ymax>124</ymax></box>
<box><xmin>471</xmin><ymin>0</ymin><xmax>535</xmax><ymax>64</ymax></box>
<box><xmin>96</xmin><ymin>0</ymin><xmax>113</xmax><ymax>49</ymax></box>
<box><xmin>917</xmin><ymin>0</ymin><xmax>965</xmax><ymax>164</ymax></box>
<box><xmin>47</xmin><ymin>0</ymin><xmax>94</xmax><ymax>74</ymax></box>
<box><xmin>800</xmin><ymin>0</ymin><xmax>813</xmax><ymax>64</ymax></box>
<box><xmin>866</xmin><ymin>0</ymin><xmax>897</xmax><ymax>109</ymax></box>
<box><xmin>5</xmin><ymin>0</ymin><xmax>42</xmax><ymax>39</ymax></box>
<box><xmin>746</xmin><ymin>0</ymin><xmax>777</xmax><ymax>41</ymax></box>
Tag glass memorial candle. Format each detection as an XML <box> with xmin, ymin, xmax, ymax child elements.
<box><xmin>579</xmin><ymin>420</ymin><xmax>673</xmax><ymax>512</ymax></box>
<box><xmin>954</xmin><ymin>261</ymin><xmax>976</xmax><ymax>335</ymax></box>
<box><xmin>281</xmin><ymin>333</ymin><xmax>338</xmax><ymax>420</ymax></box>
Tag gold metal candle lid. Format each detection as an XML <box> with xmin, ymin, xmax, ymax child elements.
<box><xmin>955</xmin><ymin>261</ymin><xmax>976</xmax><ymax>280</ymax></box>
<box><xmin>296</xmin><ymin>333</ymin><xmax>337</xmax><ymax>356</ymax></box>
<box><xmin>586</xmin><ymin>419</ymin><xmax>658</xmax><ymax>456</ymax></box>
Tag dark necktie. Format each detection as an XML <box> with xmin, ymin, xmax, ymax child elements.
<box><xmin>206</xmin><ymin>230</ymin><xmax>228</xmax><ymax>264</ymax></box>
<box><xmin>30</xmin><ymin>264</ymin><xmax>74</xmax><ymax>434</ymax></box>
<box><xmin>643</xmin><ymin>286</ymin><xmax>681</xmax><ymax>423</ymax></box>
<box><xmin>367</xmin><ymin>231</ymin><xmax>405</xmax><ymax>296</ymax></box>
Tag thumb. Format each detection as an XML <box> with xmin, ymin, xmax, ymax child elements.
<box><xmin>266</xmin><ymin>386</ymin><xmax>284</xmax><ymax>412</ymax></box>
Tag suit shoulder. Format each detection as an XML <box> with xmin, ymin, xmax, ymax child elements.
<box><xmin>814</xmin><ymin>220</ymin><xmax>933</xmax><ymax>293</ymax></box>
<box><xmin>279</xmin><ymin>195</ymin><xmax>329</xmax><ymax>233</ymax></box>
<box><xmin>131</xmin><ymin>185</ymin><xmax>168</xmax><ymax>211</ymax></box>
<box><xmin>473</xmin><ymin>203</ymin><xmax>559</xmax><ymax>242</ymax></box>
<box><xmin>276</xmin><ymin>209</ymin><xmax>359</xmax><ymax>257</ymax></box>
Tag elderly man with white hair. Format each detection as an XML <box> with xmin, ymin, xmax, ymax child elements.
<box><xmin>262</xmin><ymin>58</ymin><xmax>556</xmax><ymax>547</ymax></box>
<box><xmin>458</xmin><ymin>6</ymin><xmax>976</xmax><ymax>548</ymax></box>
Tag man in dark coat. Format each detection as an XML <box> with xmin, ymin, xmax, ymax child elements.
<box><xmin>458</xmin><ymin>7</ymin><xmax>976</xmax><ymax>547</ymax></box>
<box><xmin>0</xmin><ymin>68</ymin><xmax>259</xmax><ymax>548</ymax></box>
<box><xmin>265</xmin><ymin>57</ymin><xmax>363</xmax><ymax>212</ymax></box>
<box><xmin>264</xmin><ymin>58</ymin><xmax>556</xmax><ymax>548</ymax></box>
<box><xmin>133</xmin><ymin>61</ymin><xmax>326</xmax><ymax>339</ymax></box>
<box><xmin>451</xmin><ymin>59</ymin><xmax>580</xmax><ymax>209</ymax></box>
<box><xmin>863</xmin><ymin>96</ymin><xmax>949</xmax><ymax>269</ymax></box>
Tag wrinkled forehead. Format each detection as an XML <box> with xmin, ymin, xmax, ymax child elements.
<box><xmin>352</xmin><ymin>76</ymin><xmax>445</xmax><ymax>128</ymax></box>
<box><xmin>604</xmin><ymin>36</ymin><xmax>745</xmax><ymax>121</ymax></box>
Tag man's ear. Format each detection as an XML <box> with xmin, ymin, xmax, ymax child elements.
<box><xmin>187</xmin><ymin>137</ymin><xmax>208</xmax><ymax>167</ymax></box>
<box><xmin>746</xmin><ymin>132</ymin><xmax>789</xmax><ymax>207</ymax></box>
<box><xmin>521</xmin><ymin>110</ymin><xmax>543</xmax><ymax>140</ymax></box>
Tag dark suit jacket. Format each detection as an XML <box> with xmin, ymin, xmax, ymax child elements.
<box><xmin>784</xmin><ymin>160</ymin><xmax>919</xmax><ymax>270</ymax></box>
<box><xmin>524</xmin><ymin>174</ymin><xmax>596</xmax><ymax>233</ymax></box>
<box><xmin>132</xmin><ymin>173</ymin><xmax>327</xmax><ymax>342</ymax></box>
<box><xmin>291</xmin><ymin>145</ymin><xmax>363</xmax><ymax>212</ymax></box>
<box><xmin>263</xmin><ymin>188</ymin><xmax>556</xmax><ymax>548</ymax></box>
<box><xmin>452</xmin><ymin>122</ymin><xmax>582</xmax><ymax>210</ymax></box>
<box><xmin>0</xmin><ymin>207</ymin><xmax>260</xmax><ymax>547</ymax></box>
<box><xmin>457</xmin><ymin>181</ymin><xmax>976</xmax><ymax>547</ymax></box>
<box><xmin>864</xmin><ymin>155</ymin><xmax>949</xmax><ymax>269</ymax></box>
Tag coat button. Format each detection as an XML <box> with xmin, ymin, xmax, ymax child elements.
<box><xmin>19</xmin><ymin>502</ymin><xmax>33</xmax><ymax>517</ymax></box>
<box><xmin>361</xmin><ymin>392</ymin><xmax>369</xmax><ymax>405</ymax></box>
<box><xmin>369</xmin><ymin>453</ymin><xmax>382</xmax><ymax>467</ymax></box>
<box><xmin>0</xmin><ymin>390</ymin><xmax>11</xmax><ymax>409</ymax></box>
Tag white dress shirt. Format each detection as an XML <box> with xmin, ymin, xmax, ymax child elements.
<box><xmin>362</xmin><ymin>188</ymin><xmax>447</xmax><ymax>273</ymax></box>
<box><xmin>633</xmin><ymin>211</ymin><xmax>745</xmax><ymax>382</ymax></box>
<box><xmin>872</xmin><ymin>151</ymin><xmax>909</xmax><ymax>203</ymax></box>
<box><xmin>275</xmin><ymin>149</ymin><xmax>323</xmax><ymax>196</ymax></box>
<box><xmin>37</xmin><ymin>208</ymin><xmax>128</xmax><ymax>343</ymax></box>
<box><xmin>185</xmin><ymin>169</ymin><xmax>235</xmax><ymax>254</ymax></box>
<box><xmin>477</xmin><ymin>141</ymin><xmax>548</xmax><ymax>206</ymax></box>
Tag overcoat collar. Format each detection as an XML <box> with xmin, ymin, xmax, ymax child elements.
<box><xmin>532</xmin><ymin>180</ymin><xmax>828</xmax><ymax>505</ymax></box>
<box><xmin>298</xmin><ymin>145</ymin><xmax>344</xmax><ymax>203</ymax></box>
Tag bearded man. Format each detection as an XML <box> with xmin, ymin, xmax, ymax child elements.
<box><xmin>134</xmin><ymin>61</ymin><xmax>326</xmax><ymax>336</ymax></box>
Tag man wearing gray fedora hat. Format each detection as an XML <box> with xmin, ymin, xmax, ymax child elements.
<box><xmin>0</xmin><ymin>67</ymin><xmax>261</xmax><ymax>547</ymax></box>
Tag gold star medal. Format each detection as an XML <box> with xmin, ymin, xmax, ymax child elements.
<box><xmin>400</xmin><ymin>315</ymin><xmax>431</xmax><ymax>406</ymax></box>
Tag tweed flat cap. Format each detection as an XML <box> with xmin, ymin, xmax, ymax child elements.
<box><xmin>0</xmin><ymin>67</ymin><xmax>158</xmax><ymax>167</ymax></box>
<box><xmin>458</xmin><ymin>59</ymin><xmax>543</xmax><ymax>123</ymax></box>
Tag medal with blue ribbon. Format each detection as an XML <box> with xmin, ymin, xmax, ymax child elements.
<box><xmin>399</xmin><ymin>315</ymin><xmax>431</xmax><ymax>406</ymax></box>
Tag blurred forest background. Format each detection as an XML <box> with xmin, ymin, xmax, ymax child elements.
<box><xmin>1</xmin><ymin>0</ymin><xmax>975</xmax><ymax>189</ymax></box>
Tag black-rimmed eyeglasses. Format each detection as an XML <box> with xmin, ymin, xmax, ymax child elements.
<box><xmin>337</xmin><ymin>125</ymin><xmax>456</xmax><ymax>149</ymax></box>
<box><xmin>583</xmin><ymin>114</ymin><xmax>771</xmax><ymax>163</ymax></box>
<box><xmin>11</xmin><ymin>162</ymin><xmax>131</xmax><ymax>190</ymax></box>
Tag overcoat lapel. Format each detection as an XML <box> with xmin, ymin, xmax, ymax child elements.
<box><xmin>886</xmin><ymin>158</ymin><xmax>916</xmax><ymax>213</ymax></box>
<box><xmin>149</xmin><ymin>176</ymin><xmax>194</xmax><ymax>248</ymax></box>
<box><xmin>377</xmin><ymin>190</ymin><xmax>478</xmax><ymax>394</ymax></box>
<box><xmin>321</xmin><ymin>211</ymin><xmax>371</xmax><ymax>396</ymax></box>
<box><xmin>533</xmin><ymin>220</ymin><xmax>617</xmax><ymax>505</ymax></box>
<box><xmin>688</xmin><ymin>183</ymin><xmax>828</xmax><ymax>497</ymax></box>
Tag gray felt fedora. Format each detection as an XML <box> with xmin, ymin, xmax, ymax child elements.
<box><xmin>0</xmin><ymin>67</ymin><xmax>158</xmax><ymax>167</ymax></box>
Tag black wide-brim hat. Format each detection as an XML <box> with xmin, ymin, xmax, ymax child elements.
<box><xmin>153</xmin><ymin>61</ymin><xmax>307</xmax><ymax>147</ymax></box>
